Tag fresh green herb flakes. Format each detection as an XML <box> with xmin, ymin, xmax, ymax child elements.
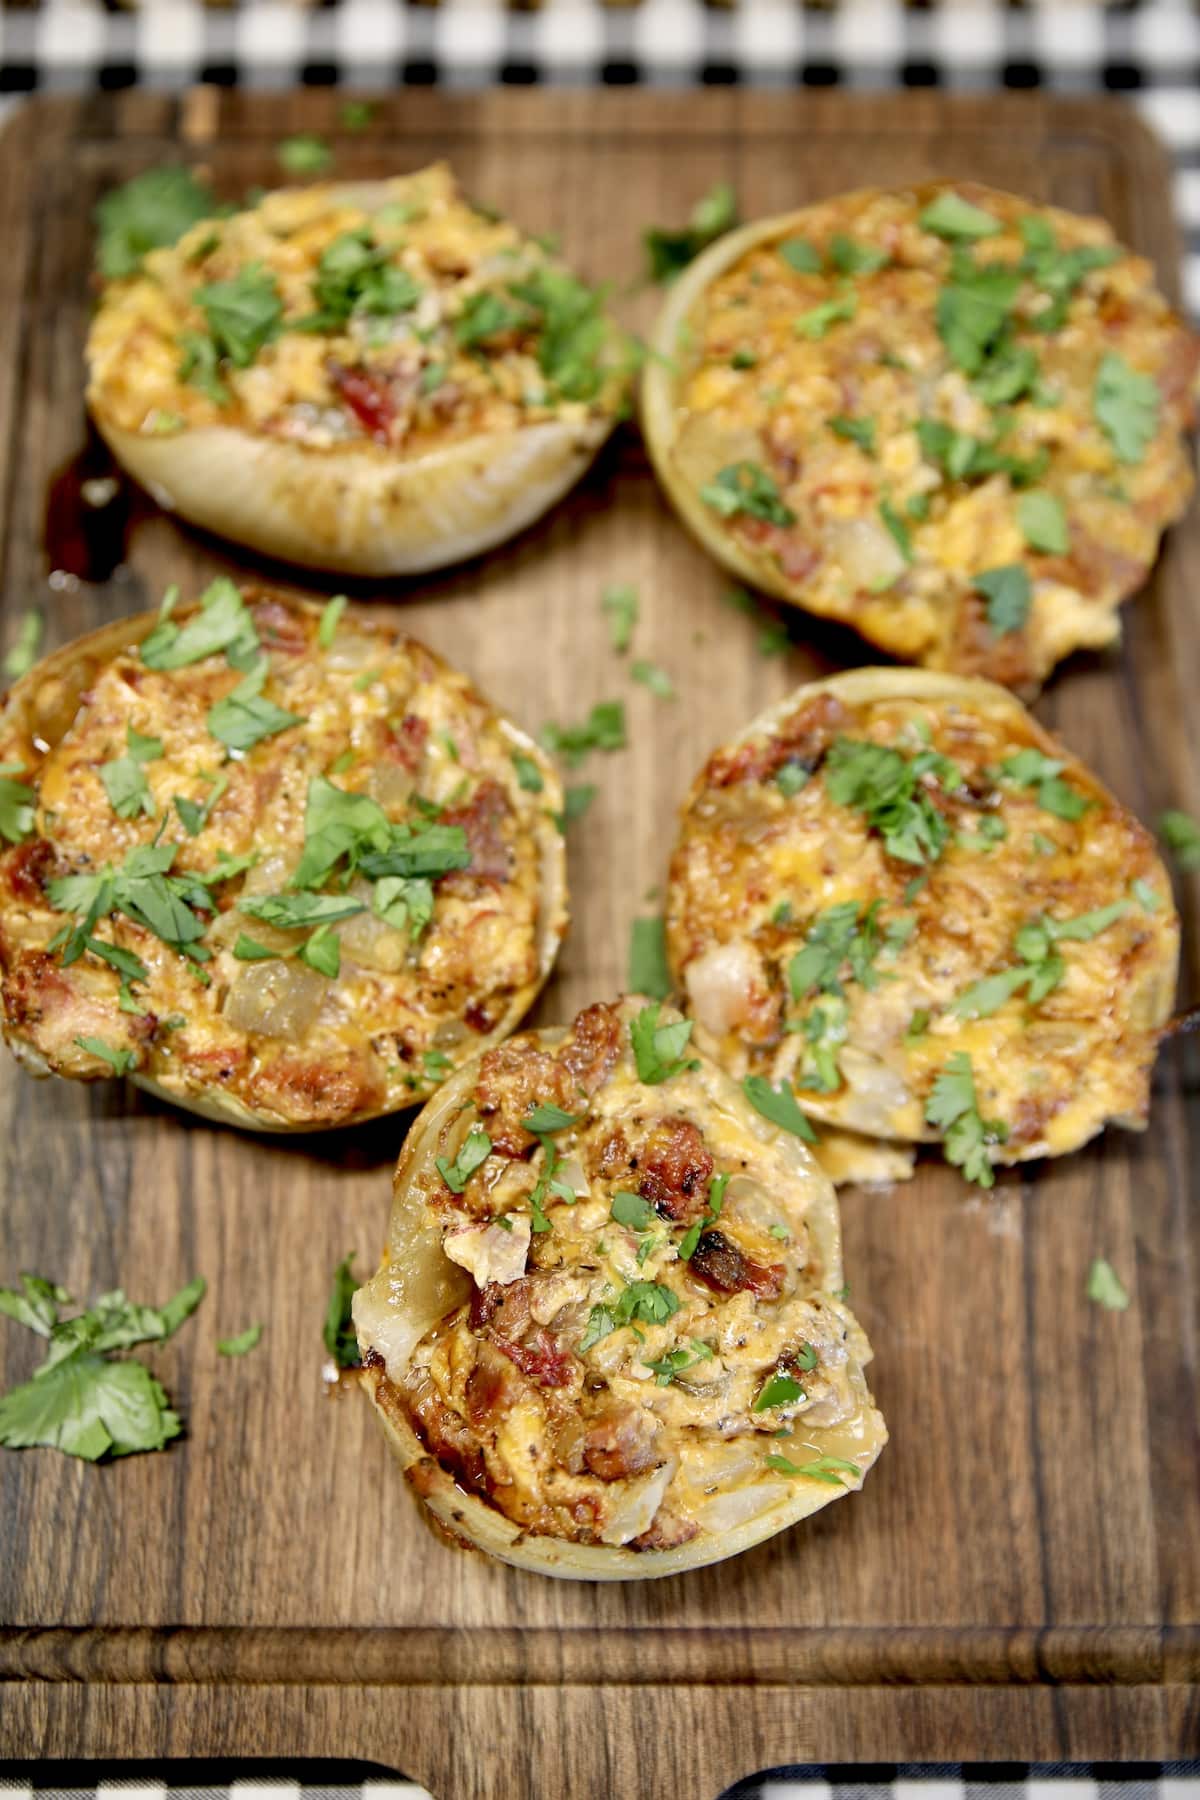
<box><xmin>975</xmin><ymin>563</ymin><xmax>1032</xmax><ymax>637</ymax></box>
<box><xmin>700</xmin><ymin>462</ymin><xmax>795</xmax><ymax>527</ymax></box>
<box><xmin>3</xmin><ymin>611</ymin><xmax>42</xmax><ymax>681</ymax></box>
<box><xmin>611</xmin><ymin>1191</ymin><xmax>657</xmax><ymax>1232</ymax></box>
<box><xmin>1093</xmin><ymin>353</ymin><xmax>1159</xmax><ymax>465</ymax></box>
<box><xmin>645</xmin><ymin>1341</ymin><xmax>713</xmax><ymax>1387</ymax></box>
<box><xmin>74</xmin><ymin>1036</ymin><xmax>136</xmax><ymax>1075</ymax></box>
<box><xmin>540</xmin><ymin>701</ymin><xmax>627</xmax><ymax>768</ymax></box>
<box><xmin>602</xmin><ymin>583</ymin><xmax>639</xmax><ymax>653</ymax></box>
<box><xmin>193</xmin><ymin>265</ymin><xmax>283</xmax><ymax>368</ymax></box>
<box><xmin>998</xmin><ymin>748</ymin><xmax>1090</xmax><ymax>822</ymax></box>
<box><xmin>919</xmin><ymin>193</ymin><xmax>1001</xmax><ymax>240</ymax></box>
<box><xmin>95</xmin><ymin>166</ymin><xmax>218</xmax><ymax>279</ymax></box>
<box><xmin>141</xmin><ymin>576</ymin><xmax>259</xmax><ymax>672</ymax></box>
<box><xmin>829</xmin><ymin>414</ymin><xmax>876</xmax><ymax>455</ymax></box>
<box><xmin>742</xmin><ymin>1074</ymin><xmax>818</xmax><ymax>1143</ymax></box>
<box><xmin>644</xmin><ymin>183</ymin><xmax>739</xmax><ymax>284</ymax></box>
<box><xmin>0</xmin><ymin>1272</ymin><xmax>205</xmax><ymax>1460</ymax></box>
<box><xmin>1086</xmin><ymin>1257</ymin><xmax>1131</xmax><ymax>1311</ymax></box>
<box><xmin>278</xmin><ymin>133</ymin><xmax>333</xmax><ymax>176</ymax></box>
<box><xmin>0</xmin><ymin>774</ymin><xmax>35</xmax><ymax>845</ymax></box>
<box><xmin>825</xmin><ymin>736</ymin><xmax>958</xmax><ymax>866</ymax></box>
<box><xmin>794</xmin><ymin>291</ymin><xmax>857</xmax><ymax>341</ymax></box>
<box><xmin>630</xmin><ymin>1002</ymin><xmax>698</xmax><ymax>1086</ymax></box>
<box><xmin>1017</xmin><ymin>491</ymin><xmax>1069</xmax><ymax>555</ymax></box>
<box><xmin>766</xmin><ymin>1452</ymin><xmax>861</xmax><ymax>1485</ymax></box>
<box><xmin>512</xmin><ymin>753</ymin><xmax>544</xmax><ymax>793</ymax></box>
<box><xmin>629</xmin><ymin>915</ymin><xmax>672</xmax><ymax>1001</ymax></box>
<box><xmin>323</xmin><ymin>1254</ymin><xmax>361</xmax><ymax>1370</ymax></box>
<box><xmin>99</xmin><ymin>725</ymin><xmax>164</xmax><ymax>821</ymax></box>
<box><xmin>778</xmin><ymin>237</ymin><xmax>822</xmax><ymax>275</ymax></box>
<box><xmin>217</xmin><ymin>1323</ymin><xmax>263</xmax><ymax>1357</ymax></box>
<box><xmin>207</xmin><ymin>662</ymin><xmax>302</xmax><ymax>752</ymax></box>
<box><xmin>318</xmin><ymin>595</ymin><xmax>347</xmax><ymax>649</ymax></box>
<box><xmin>436</xmin><ymin>1125</ymin><xmax>493</xmax><ymax>1194</ymax></box>
<box><xmin>925</xmin><ymin>1052</ymin><xmax>1007</xmax><ymax>1188</ymax></box>
<box><xmin>1159</xmin><ymin>810</ymin><xmax>1200</xmax><ymax>870</ymax></box>
<box><xmin>631</xmin><ymin>659</ymin><xmax>675</xmax><ymax>701</ymax></box>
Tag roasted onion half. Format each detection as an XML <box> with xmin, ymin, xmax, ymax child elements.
<box><xmin>355</xmin><ymin>996</ymin><xmax>885</xmax><ymax>1579</ymax></box>
<box><xmin>0</xmin><ymin>584</ymin><xmax>566</xmax><ymax>1129</ymax></box>
<box><xmin>666</xmin><ymin>669</ymin><xmax>1179</xmax><ymax>1186</ymax></box>
<box><xmin>86</xmin><ymin>165</ymin><xmax>627</xmax><ymax>575</ymax></box>
<box><xmin>642</xmin><ymin>182</ymin><xmax>1199</xmax><ymax>689</ymax></box>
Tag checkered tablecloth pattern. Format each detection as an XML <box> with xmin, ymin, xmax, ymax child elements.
<box><xmin>3</xmin><ymin>1762</ymin><xmax>1200</xmax><ymax>1800</ymax></box>
<box><xmin>0</xmin><ymin>0</ymin><xmax>1197</xmax><ymax>310</ymax></box>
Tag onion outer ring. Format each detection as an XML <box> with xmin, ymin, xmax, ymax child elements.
<box><xmin>87</xmin><ymin>179</ymin><xmax>618</xmax><ymax>577</ymax></box>
<box><xmin>354</xmin><ymin>1016</ymin><xmax>886</xmax><ymax>1581</ymax></box>
<box><xmin>667</xmin><ymin>666</ymin><xmax>1180</xmax><ymax>1155</ymax></box>
<box><xmin>0</xmin><ymin>598</ymin><xmax>568</xmax><ymax>1133</ymax></box>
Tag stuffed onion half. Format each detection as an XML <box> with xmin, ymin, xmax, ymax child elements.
<box><xmin>666</xmin><ymin>668</ymin><xmax>1179</xmax><ymax>1186</ymax></box>
<box><xmin>0</xmin><ymin>584</ymin><xmax>566</xmax><ymax>1129</ymax></box>
<box><xmin>642</xmin><ymin>182</ymin><xmax>1199</xmax><ymax>688</ymax></box>
<box><xmin>87</xmin><ymin>164</ymin><xmax>627</xmax><ymax>575</ymax></box>
<box><xmin>354</xmin><ymin>996</ymin><xmax>885</xmax><ymax>1579</ymax></box>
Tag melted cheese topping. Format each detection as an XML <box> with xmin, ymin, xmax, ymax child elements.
<box><xmin>665</xmin><ymin>183</ymin><xmax>1198</xmax><ymax>686</ymax></box>
<box><xmin>87</xmin><ymin>163</ymin><xmax>624</xmax><ymax>452</ymax></box>
<box><xmin>0</xmin><ymin>592</ymin><xmax>561</xmax><ymax>1127</ymax></box>
<box><xmin>666</xmin><ymin>682</ymin><xmax>1179</xmax><ymax>1170</ymax></box>
<box><xmin>367</xmin><ymin>998</ymin><xmax>883</xmax><ymax>1553</ymax></box>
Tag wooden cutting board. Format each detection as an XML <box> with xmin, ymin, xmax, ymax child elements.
<box><xmin>0</xmin><ymin>88</ymin><xmax>1197</xmax><ymax>1799</ymax></box>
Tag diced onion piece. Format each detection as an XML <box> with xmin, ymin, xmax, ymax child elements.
<box><xmin>598</xmin><ymin>1458</ymin><xmax>677</xmax><ymax>1547</ymax></box>
<box><xmin>368</xmin><ymin>759</ymin><xmax>418</xmax><ymax>812</ymax></box>
<box><xmin>691</xmin><ymin>1478</ymin><xmax>792</xmax><ymax>1535</ymax></box>
<box><xmin>829</xmin><ymin>518</ymin><xmax>908</xmax><ymax>594</ymax></box>
<box><xmin>444</xmin><ymin>1217</ymin><xmax>531</xmax><ymax>1288</ymax></box>
<box><xmin>222</xmin><ymin>959</ymin><xmax>327</xmax><ymax>1038</ymax></box>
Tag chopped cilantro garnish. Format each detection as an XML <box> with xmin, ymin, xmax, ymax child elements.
<box><xmin>677</xmin><ymin>1171</ymin><xmax>729</xmax><ymax>1262</ymax></box>
<box><xmin>207</xmin><ymin>661</ymin><xmax>302</xmax><ymax>752</ymax></box>
<box><xmin>95</xmin><ymin>166</ymin><xmax>217</xmax><ymax>279</ymax></box>
<box><xmin>1086</xmin><ymin>1257</ymin><xmax>1130</xmax><ymax>1311</ymax></box>
<box><xmin>879</xmin><ymin>498</ymin><xmax>912</xmax><ymax>564</ymax></box>
<box><xmin>645</xmin><ymin>1341</ymin><xmax>713</xmax><ymax>1387</ymax></box>
<box><xmin>629</xmin><ymin>915</ymin><xmax>672</xmax><ymax>1001</ymax></box>
<box><xmin>778</xmin><ymin>237</ymin><xmax>822</xmax><ymax>275</ymax></box>
<box><xmin>218</xmin><ymin>1323</ymin><xmax>263</xmax><ymax>1357</ymax></box>
<box><xmin>794</xmin><ymin>290</ymin><xmax>857</xmax><ymax>340</ymax></box>
<box><xmin>1159</xmin><ymin>810</ymin><xmax>1200</xmax><ymax>870</ymax></box>
<box><xmin>99</xmin><ymin>725</ymin><xmax>163</xmax><ymax>821</ymax></box>
<box><xmin>602</xmin><ymin>583</ymin><xmax>638</xmax><ymax>654</ymax></box>
<box><xmin>277</xmin><ymin>133</ymin><xmax>333</xmax><ymax>176</ymax></box>
<box><xmin>436</xmin><ymin>1125</ymin><xmax>493</xmax><ymax>1194</ymax></box>
<box><xmin>904</xmin><ymin>1008</ymin><xmax>930</xmax><ymax>1044</ymax></box>
<box><xmin>141</xmin><ymin>577</ymin><xmax>258</xmax><ymax>671</ymax></box>
<box><xmin>239</xmin><ymin>891</ymin><xmax>364</xmax><ymax>931</ymax></box>
<box><xmin>825</xmin><ymin>736</ymin><xmax>958</xmax><ymax>865</ymax></box>
<box><xmin>730</xmin><ymin>347</ymin><xmax>757</xmax><ymax>370</ymax></box>
<box><xmin>644</xmin><ymin>182</ymin><xmax>738</xmax><ymax>283</ymax></box>
<box><xmin>919</xmin><ymin>192</ymin><xmax>1001</xmax><ymax>240</ymax></box>
<box><xmin>540</xmin><ymin>701</ymin><xmax>627</xmax><ymax>767</ymax></box>
<box><xmin>742</xmin><ymin>1075</ymin><xmax>818</xmax><ymax>1143</ymax></box>
<box><xmin>830</xmin><ymin>234</ymin><xmax>889</xmax><ymax>276</ymax></box>
<box><xmin>522</xmin><ymin>1103</ymin><xmax>577</xmax><ymax>1134</ymax></box>
<box><xmin>301</xmin><ymin>230</ymin><xmax>420</xmax><ymax>330</ymax></box>
<box><xmin>776</xmin><ymin>761</ymin><xmax>810</xmax><ymax>797</ymax></box>
<box><xmin>318</xmin><ymin>595</ymin><xmax>347</xmax><ymax>648</ymax></box>
<box><xmin>766</xmin><ymin>1452</ymin><xmax>861</xmax><ymax>1485</ymax></box>
<box><xmin>915</xmin><ymin>417</ymin><xmax>1047</xmax><ymax>487</ymax></box>
<box><xmin>296</xmin><ymin>923</ymin><xmax>340</xmax><ymax>980</ymax></box>
<box><xmin>630</xmin><ymin>1002</ymin><xmax>697</xmax><ymax>1085</ymax></box>
<box><xmin>174</xmin><ymin>771</ymin><xmax>228</xmax><ymax>838</ymax></box>
<box><xmin>0</xmin><ymin>774</ymin><xmax>35</xmax><ymax>844</ymax></box>
<box><xmin>232</xmin><ymin>935</ymin><xmax>278</xmax><ymax>962</ymax></box>
<box><xmin>973</xmin><ymin>343</ymin><xmax>1040</xmax><ymax>406</ymax></box>
<box><xmin>925</xmin><ymin>1052</ymin><xmax>1007</xmax><ymax>1187</ymax></box>
<box><xmin>3</xmin><ymin>610</ymin><xmax>42</xmax><ymax>681</ymax></box>
<box><xmin>177</xmin><ymin>330</ymin><xmax>228</xmax><ymax>405</ymax></box>
<box><xmin>631</xmin><ymin>660</ymin><xmax>675</xmax><ymax>700</ymax></box>
<box><xmin>788</xmin><ymin>901</ymin><xmax>887</xmax><ymax>1000</ymax></box>
<box><xmin>936</xmin><ymin>253</ymin><xmax>1020</xmax><ymax>375</ymax></box>
<box><xmin>1017</xmin><ymin>491</ymin><xmax>1069</xmax><ymax>555</ymax></box>
<box><xmin>829</xmin><ymin>414</ymin><xmax>876</xmax><ymax>454</ymax></box>
<box><xmin>323</xmin><ymin>1253</ymin><xmax>361</xmax><ymax>1370</ymax></box>
<box><xmin>753</xmin><ymin>1370</ymin><xmax>805</xmax><ymax>1411</ymax></box>
<box><xmin>512</xmin><ymin>752</ymin><xmax>544</xmax><ymax>793</ymax></box>
<box><xmin>699</xmin><ymin>462</ymin><xmax>795</xmax><ymax>527</ymax></box>
<box><xmin>611</xmin><ymin>1191</ymin><xmax>657</xmax><ymax>1231</ymax></box>
<box><xmin>193</xmin><ymin>265</ymin><xmax>283</xmax><ymax>368</ymax></box>
<box><xmin>975</xmin><ymin>563</ymin><xmax>1032</xmax><ymax>637</ymax></box>
<box><xmin>74</xmin><ymin>1036</ymin><xmax>136</xmax><ymax>1075</ymax></box>
<box><xmin>614</xmin><ymin>1280</ymin><xmax>680</xmax><ymax>1328</ymax></box>
<box><xmin>1094</xmin><ymin>353</ymin><xmax>1159</xmax><ymax>465</ymax></box>
<box><xmin>1020</xmin><ymin>217</ymin><xmax>1118</xmax><ymax>332</ymax></box>
<box><xmin>1132</xmin><ymin>878</ymin><xmax>1159</xmax><ymax>912</ymax></box>
<box><xmin>998</xmin><ymin>747</ymin><xmax>1090</xmax><ymax>821</ymax></box>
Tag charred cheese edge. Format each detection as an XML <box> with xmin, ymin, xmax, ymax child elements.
<box><xmin>665</xmin><ymin>669</ymin><xmax>1179</xmax><ymax>1183</ymax></box>
<box><xmin>354</xmin><ymin>996</ymin><xmax>885</xmax><ymax>1580</ymax></box>
<box><xmin>86</xmin><ymin>165</ymin><xmax>627</xmax><ymax>575</ymax></box>
<box><xmin>0</xmin><ymin>587</ymin><xmax>566</xmax><ymax>1130</ymax></box>
<box><xmin>643</xmin><ymin>182</ymin><xmax>1200</xmax><ymax>690</ymax></box>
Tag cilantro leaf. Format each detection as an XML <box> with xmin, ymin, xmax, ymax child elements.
<box><xmin>323</xmin><ymin>1254</ymin><xmax>361</xmax><ymax>1369</ymax></box>
<box><xmin>629</xmin><ymin>915</ymin><xmax>672</xmax><ymax>1001</ymax></box>
<box><xmin>99</xmin><ymin>724</ymin><xmax>163</xmax><ymax>821</ymax></box>
<box><xmin>766</xmin><ymin>1452</ymin><xmax>861</xmax><ymax>1485</ymax></box>
<box><xmin>925</xmin><ymin>1052</ymin><xmax>1007</xmax><ymax>1187</ymax></box>
<box><xmin>95</xmin><ymin>166</ymin><xmax>217</xmax><ymax>279</ymax></box>
<box><xmin>278</xmin><ymin>133</ymin><xmax>333</xmax><ymax>176</ymax></box>
<box><xmin>879</xmin><ymin>498</ymin><xmax>913</xmax><ymax>565</ymax></box>
<box><xmin>1159</xmin><ymin>809</ymin><xmax>1200</xmax><ymax>871</ymax></box>
<box><xmin>611</xmin><ymin>1192</ymin><xmax>657</xmax><ymax>1231</ymax></box>
<box><xmin>318</xmin><ymin>595</ymin><xmax>347</xmax><ymax>649</ymax></box>
<box><xmin>645</xmin><ymin>1341</ymin><xmax>713</xmax><ymax>1387</ymax></box>
<box><xmin>700</xmin><ymin>462</ymin><xmax>795</xmax><ymax>527</ymax></box>
<box><xmin>233</xmin><ymin>934</ymin><xmax>279</xmax><ymax>962</ymax></box>
<box><xmin>240</xmin><ymin>892</ymin><xmax>364</xmax><ymax>930</ymax></box>
<box><xmin>193</xmin><ymin>265</ymin><xmax>283</xmax><ymax>368</ymax></box>
<box><xmin>0</xmin><ymin>774</ymin><xmax>35</xmax><ymax>844</ymax></box>
<box><xmin>303</xmin><ymin>231</ymin><xmax>420</xmax><ymax>329</ymax></box>
<box><xmin>540</xmin><ymin>701</ymin><xmax>627</xmax><ymax>768</ymax></box>
<box><xmin>829</xmin><ymin>414</ymin><xmax>876</xmax><ymax>454</ymax></box>
<box><xmin>358</xmin><ymin>822</ymin><xmax>471</xmax><ymax>883</ymax></box>
<box><xmin>141</xmin><ymin>577</ymin><xmax>259</xmax><ymax>671</ymax></box>
<box><xmin>0</xmin><ymin>1274</ymin><xmax>70</xmax><ymax>1336</ymax></box>
<box><xmin>630</xmin><ymin>1002</ymin><xmax>697</xmax><ymax>1085</ymax></box>
<box><xmin>1017</xmin><ymin>491</ymin><xmax>1069</xmax><ymax>555</ymax></box>
<box><xmin>631</xmin><ymin>660</ymin><xmax>675</xmax><ymax>700</ymax></box>
<box><xmin>218</xmin><ymin>1323</ymin><xmax>263</xmax><ymax>1357</ymax></box>
<box><xmin>975</xmin><ymin>564</ymin><xmax>1032</xmax><ymax>636</ymax></box>
<box><xmin>207</xmin><ymin>662</ymin><xmax>302</xmax><ymax>752</ymax></box>
<box><xmin>512</xmin><ymin>753</ymin><xmax>544</xmax><ymax>793</ymax></box>
<box><xmin>753</xmin><ymin>1370</ymin><xmax>805</xmax><ymax>1411</ymax></box>
<box><xmin>174</xmin><ymin>771</ymin><xmax>228</xmax><ymax>837</ymax></box>
<box><xmin>936</xmin><ymin>255</ymin><xmax>1020</xmax><ymax>375</ymax></box>
<box><xmin>919</xmin><ymin>192</ymin><xmax>1001</xmax><ymax>240</ymax></box>
<box><xmin>998</xmin><ymin>748</ymin><xmax>1090</xmax><ymax>821</ymax></box>
<box><xmin>602</xmin><ymin>583</ymin><xmax>638</xmax><ymax>654</ymax></box>
<box><xmin>522</xmin><ymin>1103</ymin><xmax>578</xmax><ymax>1133</ymax></box>
<box><xmin>778</xmin><ymin>237</ymin><xmax>822</xmax><ymax>275</ymax></box>
<box><xmin>613</xmin><ymin>1280</ymin><xmax>680</xmax><ymax>1329</ymax></box>
<box><xmin>830</xmin><ymin>234</ymin><xmax>889</xmax><ymax>276</ymax></box>
<box><xmin>74</xmin><ymin>1036</ymin><xmax>136</xmax><ymax>1075</ymax></box>
<box><xmin>3</xmin><ymin>610</ymin><xmax>42</xmax><ymax>680</ymax></box>
<box><xmin>297</xmin><ymin>923</ymin><xmax>340</xmax><ymax>979</ymax></box>
<box><xmin>825</xmin><ymin>736</ymin><xmax>955</xmax><ymax>865</ymax></box>
<box><xmin>742</xmin><ymin>1074</ymin><xmax>818</xmax><ymax>1143</ymax></box>
<box><xmin>436</xmin><ymin>1125</ymin><xmax>493</xmax><ymax>1194</ymax></box>
<box><xmin>560</xmin><ymin>786</ymin><xmax>596</xmax><ymax>827</ymax></box>
<box><xmin>644</xmin><ymin>182</ymin><xmax>739</xmax><ymax>283</ymax></box>
<box><xmin>1086</xmin><ymin>1257</ymin><xmax>1130</xmax><ymax>1312</ymax></box>
<box><xmin>177</xmin><ymin>330</ymin><xmax>229</xmax><ymax>406</ymax></box>
<box><xmin>579</xmin><ymin>1305</ymin><xmax>618</xmax><ymax>1354</ymax></box>
<box><xmin>1094</xmin><ymin>353</ymin><xmax>1159</xmax><ymax>465</ymax></box>
<box><xmin>794</xmin><ymin>291</ymin><xmax>857</xmax><ymax>340</ymax></box>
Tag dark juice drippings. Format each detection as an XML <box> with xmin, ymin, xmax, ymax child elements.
<box><xmin>43</xmin><ymin>422</ymin><xmax>133</xmax><ymax>584</ymax></box>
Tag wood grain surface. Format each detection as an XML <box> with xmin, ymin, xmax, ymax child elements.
<box><xmin>0</xmin><ymin>89</ymin><xmax>1197</xmax><ymax>1798</ymax></box>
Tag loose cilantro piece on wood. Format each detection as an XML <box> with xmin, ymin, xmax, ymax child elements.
<box><xmin>278</xmin><ymin>133</ymin><xmax>333</xmax><ymax>176</ymax></box>
<box><xmin>631</xmin><ymin>659</ymin><xmax>675</xmax><ymax>701</ymax></box>
<box><xmin>218</xmin><ymin>1323</ymin><xmax>262</xmax><ymax>1357</ymax></box>
<box><xmin>193</xmin><ymin>266</ymin><xmax>284</xmax><ymax>368</ymax></box>
<box><xmin>1094</xmin><ymin>353</ymin><xmax>1159</xmax><ymax>465</ymax></box>
<box><xmin>644</xmin><ymin>182</ymin><xmax>739</xmax><ymax>284</ymax></box>
<box><xmin>0</xmin><ymin>1272</ymin><xmax>204</xmax><ymax>1461</ymax></box>
<box><xmin>629</xmin><ymin>915</ymin><xmax>672</xmax><ymax>1000</ymax></box>
<box><xmin>436</xmin><ymin>1125</ymin><xmax>493</xmax><ymax>1194</ymax></box>
<box><xmin>919</xmin><ymin>192</ymin><xmax>1001</xmax><ymax>240</ymax></box>
<box><xmin>323</xmin><ymin>1254</ymin><xmax>361</xmax><ymax>1369</ymax></box>
<box><xmin>975</xmin><ymin>564</ymin><xmax>1032</xmax><ymax>637</ymax></box>
<box><xmin>1159</xmin><ymin>810</ymin><xmax>1200</xmax><ymax>870</ymax></box>
<box><xmin>602</xmin><ymin>583</ymin><xmax>639</xmax><ymax>654</ymax></box>
<box><xmin>3</xmin><ymin>610</ymin><xmax>42</xmax><ymax>680</ymax></box>
<box><xmin>630</xmin><ymin>1002</ymin><xmax>697</xmax><ymax>1085</ymax></box>
<box><xmin>700</xmin><ymin>462</ymin><xmax>795</xmax><ymax>526</ymax></box>
<box><xmin>1017</xmin><ymin>491</ymin><xmax>1069</xmax><ymax>555</ymax></box>
<box><xmin>742</xmin><ymin>1075</ymin><xmax>818</xmax><ymax>1143</ymax></box>
<box><xmin>540</xmin><ymin>701</ymin><xmax>627</xmax><ymax>768</ymax></box>
<box><xmin>1086</xmin><ymin>1257</ymin><xmax>1130</xmax><ymax>1311</ymax></box>
<box><xmin>925</xmin><ymin>1052</ymin><xmax>1007</xmax><ymax>1188</ymax></box>
<box><xmin>95</xmin><ymin>166</ymin><xmax>218</xmax><ymax>279</ymax></box>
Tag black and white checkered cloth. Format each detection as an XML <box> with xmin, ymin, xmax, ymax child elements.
<box><xmin>0</xmin><ymin>0</ymin><xmax>1197</xmax><ymax>311</ymax></box>
<box><xmin>3</xmin><ymin>1761</ymin><xmax>1200</xmax><ymax>1799</ymax></box>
